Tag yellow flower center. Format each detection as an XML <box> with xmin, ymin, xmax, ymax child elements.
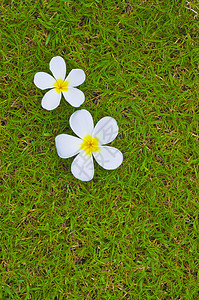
<box><xmin>53</xmin><ymin>78</ymin><xmax>69</xmax><ymax>93</ymax></box>
<box><xmin>81</xmin><ymin>135</ymin><xmax>100</xmax><ymax>156</ymax></box>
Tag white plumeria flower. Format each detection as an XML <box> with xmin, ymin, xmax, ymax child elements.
<box><xmin>34</xmin><ymin>56</ymin><xmax>86</xmax><ymax>110</ymax></box>
<box><xmin>55</xmin><ymin>109</ymin><xmax>123</xmax><ymax>181</ymax></box>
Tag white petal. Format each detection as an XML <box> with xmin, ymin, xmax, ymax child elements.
<box><xmin>93</xmin><ymin>146</ymin><xmax>123</xmax><ymax>170</ymax></box>
<box><xmin>41</xmin><ymin>89</ymin><xmax>61</xmax><ymax>111</ymax></box>
<box><xmin>62</xmin><ymin>88</ymin><xmax>85</xmax><ymax>107</ymax></box>
<box><xmin>55</xmin><ymin>134</ymin><xmax>82</xmax><ymax>158</ymax></box>
<box><xmin>49</xmin><ymin>56</ymin><xmax>66</xmax><ymax>80</ymax></box>
<box><xmin>66</xmin><ymin>69</ymin><xmax>86</xmax><ymax>87</ymax></box>
<box><xmin>92</xmin><ymin>117</ymin><xmax>119</xmax><ymax>145</ymax></box>
<box><xmin>71</xmin><ymin>151</ymin><xmax>94</xmax><ymax>181</ymax></box>
<box><xmin>34</xmin><ymin>72</ymin><xmax>56</xmax><ymax>90</ymax></box>
<box><xmin>69</xmin><ymin>109</ymin><xmax>94</xmax><ymax>139</ymax></box>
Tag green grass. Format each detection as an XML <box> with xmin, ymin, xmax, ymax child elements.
<box><xmin>1</xmin><ymin>0</ymin><xmax>199</xmax><ymax>298</ymax></box>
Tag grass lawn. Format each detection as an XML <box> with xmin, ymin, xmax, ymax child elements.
<box><xmin>1</xmin><ymin>0</ymin><xmax>199</xmax><ymax>298</ymax></box>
